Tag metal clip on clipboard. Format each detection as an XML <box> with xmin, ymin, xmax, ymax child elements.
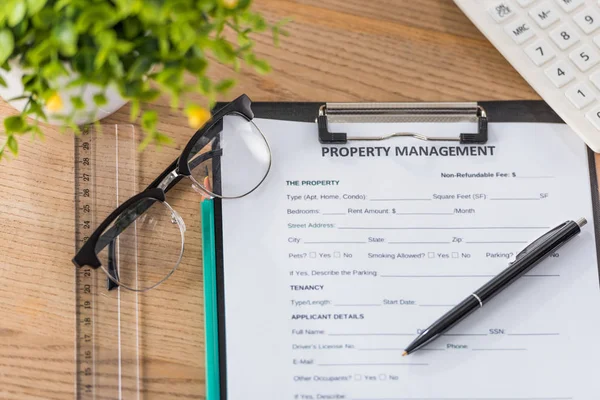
<box><xmin>317</xmin><ymin>102</ymin><xmax>488</xmax><ymax>144</ymax></box>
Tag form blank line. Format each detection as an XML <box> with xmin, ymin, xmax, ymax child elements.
<box><xmin>442</xmin><ymin>333</ymin><xmax>487</xmax><ymax>337</ymax></box>
<box><xmin>339</xmin><ymin>226</ymin><xmax>549</xmax><ymax>230</ymax></box>
<box><xmin>466</xmin><ymin>241</ymin><xmax>528</xmax><ymax>244</ymax></box>
<box><xmin>304</xmin><ymin>241</ymin><xmax>366</xmax><ymax>244</ymax></box>
<box><xmin>389</xmin><ymin>241</ymin><xmax>450</xmax><ymax>244</ymax></box>
<box><xmin>381</xmin><ymin>274</ymin><xmax>558</xmax><ymax>278</ymax></box>
<box><xmin>322</xmin><ymin>212</ymin><xmax>346</xmax><ymax>215</ymax></box>
<box><xmin>395</xmin><ymin>212</ymin><xmax>454</xmax><ymax>215</ymax></box>
<box><xmin>334</xmin><ymin>304</ymin><xmax>381</xmax><ymax>307</ymax></box>
<box><xmin>319</xmin><ymin>362</ymin><xmax>428</xmax><ymax>366</ymax></box>
<box><xmin>490</xmin><ymin>198</ymin><xmax>540</xmax><ymax>201</ymax></box>
<box><xmin>328</xmin><ymin>333</ymin><xmax>415</xmax><ymax>336</ymax></box>
<box><xmin>473</xmin><ymin>348</ymin><xmax>528</xmax><ymax>351</ymax></box>
<box><xmin>508</xmin><ymin>333</ymin><xmax>560</xmax><ymax>336</ymax></box>
<box><xmin>358</xmin><ymin>348</ymin><xmax>405</xmax><ymax>351</ymax></box>
<box><xmin>352</xmin><ymin>397</ymin><xmax>572</xmax><ymax>400</ymax></box>
<box><xmin>515</xmin><ymin>175</ymin><xmax>555</xmax><ymax>179</ymax></box>
<box><xmin>370</xmin><ymin>198</ymin><xmax>431</xmax><ymax>201</ymax></box>
<box><xmin>420</xmin><ymin>304</ymin><xmax>456</xmax><ymax>307</ymax></box>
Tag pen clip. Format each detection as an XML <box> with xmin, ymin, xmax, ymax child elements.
<box><xmin>512</xmin><ymin>222</ymin><xmax>568</xmax><ymax>263</ymax></box>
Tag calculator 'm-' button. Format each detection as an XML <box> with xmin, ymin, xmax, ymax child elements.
<box><xmin>525</xmin><ymin>39</ymin><xmax>556</xmax><ymax>66</ymax></box>
<box><xmin>569</xmin><ymin>44</ymin><xmax>600</xmax><ymax>71</ymax></box>
<box><xmin>574</xmin><ymin>8</ymin><xmax>600</xmax><ymax>34</ymax></box>
<box><xmin>545</xmin><ymin>60</ymin><xmax>576</xmax><ymax>87</ymax></box>
<box><xmin>566</xmin><ymin>83</ymin><xmax>596</xmax><ymax>109</ymax></box>
<box><xmin>585</xmin><ymin>105</ymin><xmax>600</xmax><ymax>130</ymax></box>
<box><xmin>555</xmin><ymin>0</ymin><xmax>584</xmax><ymax>13</ymax></box>
<box><xmin>504</xmin><ymin>19</ymin><xmax>535</xmax><ymax>43</ymax></box>
<box><xmin>529</xmin><ymin>2</ymin><xmax>560</xmax><ymax>28</ymax></box>
<box><xmin>488</xmin><ymin>2</ymin><xmax>516</xmax><ymax>22</ymax></box>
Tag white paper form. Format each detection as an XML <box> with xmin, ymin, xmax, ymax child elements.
<box><xmin>220</xmin><ymin>118</ymin><xmax>600</xmax><ymax>400</ymax></box>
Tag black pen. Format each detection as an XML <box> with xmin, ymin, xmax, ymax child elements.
<box><xmin>402</xmin><ymin>218</ymin><xmax>587</xmax><ymax>357</ymax></box>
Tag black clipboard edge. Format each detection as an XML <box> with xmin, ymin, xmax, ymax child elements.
<box><xmin>211</xmin><ymin>100</ymin><xmax>599</xmax><ymax>399</ymax></box>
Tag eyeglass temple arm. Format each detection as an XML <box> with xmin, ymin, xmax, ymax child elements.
<box><xmin>95</xmin><ymin>149</ymin><xmax>224</xmax><ymax>255</ymax></box>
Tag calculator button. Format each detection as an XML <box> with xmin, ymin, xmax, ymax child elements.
<box><xmin>504</xmin><ymin>19</ymin><xmax>536</xmax><ymax>43</ymax></box>
<box><xmin>566</xmin><ymin>83</ymin><xmax>596</xmax><ymax>109</ymax></box>
<box><xmin>589</xmin><ymin>70</ymin><xmax>600</xmax><ymax>90</ymax></box>
<box><xmin>488</xmin><ymin>1</ymin><xmax>516</xmax><ymax>22</ymax></box>
<box><xmin>517</xmin><ymin>0</ymin><xmax>536</xmax><ymax>6</ymax></box>
<box><xmin>545</xmin><ymin>60</ymin><xmax>576</xmax><ymax>87</ymax></box>
<box><xmin>573</xmin><ymin>8</ymin><xmax>600</xmax><ymax>34</ymax></box>
<box><xmin>555</xmin><ymin>0</ymin><xmax>584</xmax><ymax>13</ymax></box>
<box><xmin>529</xmin><ymin>2</ymin><xmax>560</xmax><ymax>28</ymax></box>
<box><xmin>525</xmin><ymin>39</ymin><xmax>556</xmax><ymax>66</ymax></box>
<box><xmin>569</xmin><ymin>44</ymin><xmax>600</xmax><ymax>71</ymax></box>
<box><xmin>585</xmin><ymin>105</ymin><xmax>600</xmax><ymax>130</ymax></box>
<box><xmin>549</xmin><ymin>24</ymin><xmax>580</xmax><ymax>49</ymax></box>
<box><xmin>593</xmin><ymin>34</ymin><xmax>600</xmax><ymax>49</ymax></box>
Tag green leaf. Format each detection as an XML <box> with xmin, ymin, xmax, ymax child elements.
<box><xmin>154</xmin><ymin>132</ymin><xmax>173</xmax><ymax>146</ymax></box>
<box><xmin>26</xmin><ymin>0</ymin><xmax>47</xmax><ymax>15</ymax></box>
<box><xmin>215</xmin><ymin>78</ymin><xmax>235</xmax><ymax>93</ymax></box>
<box><xmin>139</xmin><ymin>89</ymin><xmax>160</xmax><ymax>102</ymax></box>
<box><xmin>129</xmin><ymin>99</ymin><xmax>141</xmax><ymax>121</ymax></box>
<box><xmin>0</xmin><ymin>75</ymin><xmax>6</xmax><ymax>88</ymax></box>
<box><xmin>6</xmin><ymin>135</ymin><xmax>18</xmax><ymax>155</ymax></box>
<box><xmin>4</xmin><ymin>116</ymin><xmax>26</xmax><ymax>133</ymax></box>
<box><xmin>211</xmin><ymin>39</ymin><xmax>236</xmax><ymax>64</ymax></box>
<box><xmin>141</xmin><ymin>110</ymin><xmax>158</xmax><ymax>131</ymax></box>
<box><xmin>93</xmin><ymin>93</ymin><xmax>108</xmax><ymax>106</ymax></box>
<box><xmin>8</xmin><ymin>2</ymin><xmax>27</xmax><ymax>27</ymax></box>
<box><xmin>71</xmin><ymin>96</ymin><xmax>85</xmax><ymax>110</ymax></box>
<box><xmin>0</xmin><ymin>30</ymin><xmax>15</xmax><ymax>65</ymax></box>
<box><xmin>127</xmin><ymin>56</ymin><xmax>153</xmax><ymax>81</ymax></box>
<box><xmin>53</xmin><ymin>0</ymin><xmax>71</xmax><ymax>11</ymax></box>
<box><xmin>53</xmin><ymin>21</ymin><xmax>78</xmax><ymax>57</ymax></box>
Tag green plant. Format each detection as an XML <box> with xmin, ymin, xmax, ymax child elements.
<box><xmin>0</xmin><ymin>0</ymin><xmax>288</xmax><ymax>159</ymax></box>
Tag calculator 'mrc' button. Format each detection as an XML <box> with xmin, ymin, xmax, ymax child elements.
<box><xmin>585</xmin><ymin>105</ymin><xmax>600</xmax><ymax>130</ymax></box>
<box><xmin>569</xmin><ymin>44</ymin><xmax>600</xmax><ymax>71</ymax></box>
<box><xmin>549</xmin><ymin>24</ymin><xmax>580</xmax><ymax>50</ymax></box>
<box><xmin>545</xmin><ymin>60</ymin><xmax>576</xmax><ymax>87</ymax></box>
<box><xmin>566</xmin><ymin>83</ymin><xmax>596</xmax><ymax>109</ymax></box>
<box><xmin>525</xmin><ymin>39</ymin><xmax>556</xmax><ymax>66</ymax></box>
<box><xmin>529</xmin><ymin>2</ymin><xmax>560</xmax><ymax>28</ymax></box>
<box><xmin>504</xmin><ymin>19</ymin><xmax>536</xmax><ymax>43</ymax></box>
<box><xmin>555</xmin><ymin>0</ymin><xmax>584</xmax><ymax>13</ymax></box>
<box><xmin>488</xmin><ymin>1</ymin><xmax>516</xmax><ymax>22</ymax></box>
<box><xmin>573</xmin><ymin>8</ymin><xmax>600</xmax><ymax>34</ymax></box>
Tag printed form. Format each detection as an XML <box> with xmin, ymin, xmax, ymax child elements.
<box><xmin>220</xmin><ymin>118</ymin><xmax>600</xmax><ymax>400</ymax></box>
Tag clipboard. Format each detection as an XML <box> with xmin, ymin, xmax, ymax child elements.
<box><xmin>201</xmin><ymin>99</ymin><xmax>600</xmax><ymax>400</ymax></box>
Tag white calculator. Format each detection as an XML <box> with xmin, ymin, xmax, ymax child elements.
<box><xmin>455</xmin><ymin>0</ymin><xmax>600</xmax><ymax>152</ymax></box>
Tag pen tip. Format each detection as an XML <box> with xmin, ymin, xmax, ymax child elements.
<box><xmin>402</xmin><ymin>351</ymin><xmax>408</xmax><ymax>357</ymax></box>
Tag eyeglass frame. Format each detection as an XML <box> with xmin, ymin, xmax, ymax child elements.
<box><xmin>72</xmin><ymin>94</ymin><xmax>271</xmax><ymax>290</ymax></box>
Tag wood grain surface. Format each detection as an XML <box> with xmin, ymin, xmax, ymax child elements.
<box><xmin>0</xmin><ymin>0</ymin><xmax>584</xmax><ymax>399</ymax></box>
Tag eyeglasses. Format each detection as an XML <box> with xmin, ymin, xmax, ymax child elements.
<box><xmin>72</xmin><ymin>95</ymin><xmax>272</xmax><ymax>291</ymax></box>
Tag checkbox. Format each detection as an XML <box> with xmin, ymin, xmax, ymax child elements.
<box><xmin>428</xmin><ymin>252</ymin><xmax>435</xmax><ymax>258</ymax></box>
<box><xmin>452</xmin><ymin>252</ymin><xmax>459</xmax><ymax>259</ymax></box>
<box><xmin>334</xmin><ymin>252</ymin><xmax>341</xmax><ymax>258</ymax></box>
<box><xmin>379</xmin><ymin>374</ymin><xmax>387</xmax><ymax>381</ymax></box>
<box><xmin>309</xmin><ymin>252</ymin><xmax>316</xmax><ymax>258</ymax></box>
<box><xmin>354</xmin><ymin>374</ymin><xmax>362</xmax><ymax>381</ymax></box>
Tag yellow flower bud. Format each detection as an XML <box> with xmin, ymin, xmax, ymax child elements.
<box><xmin>46</xmin><ymin>93</ymin><xmax>63</xmax><ymax>112</ymax></box>
<box><xmin>221</xmin><ymin>0</ymin><xmax>238</xmax><ymax>9</ymax></box>
<box><xmin>187</xmin><ymin>106</ymin><xmax>211</xmax><ymax>130</ymax></box>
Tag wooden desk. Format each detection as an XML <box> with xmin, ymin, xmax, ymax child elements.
<box><xmin>0</xmin><ymin>0</ymin><xmax>566</xmax><ymax>398</ymax></box>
